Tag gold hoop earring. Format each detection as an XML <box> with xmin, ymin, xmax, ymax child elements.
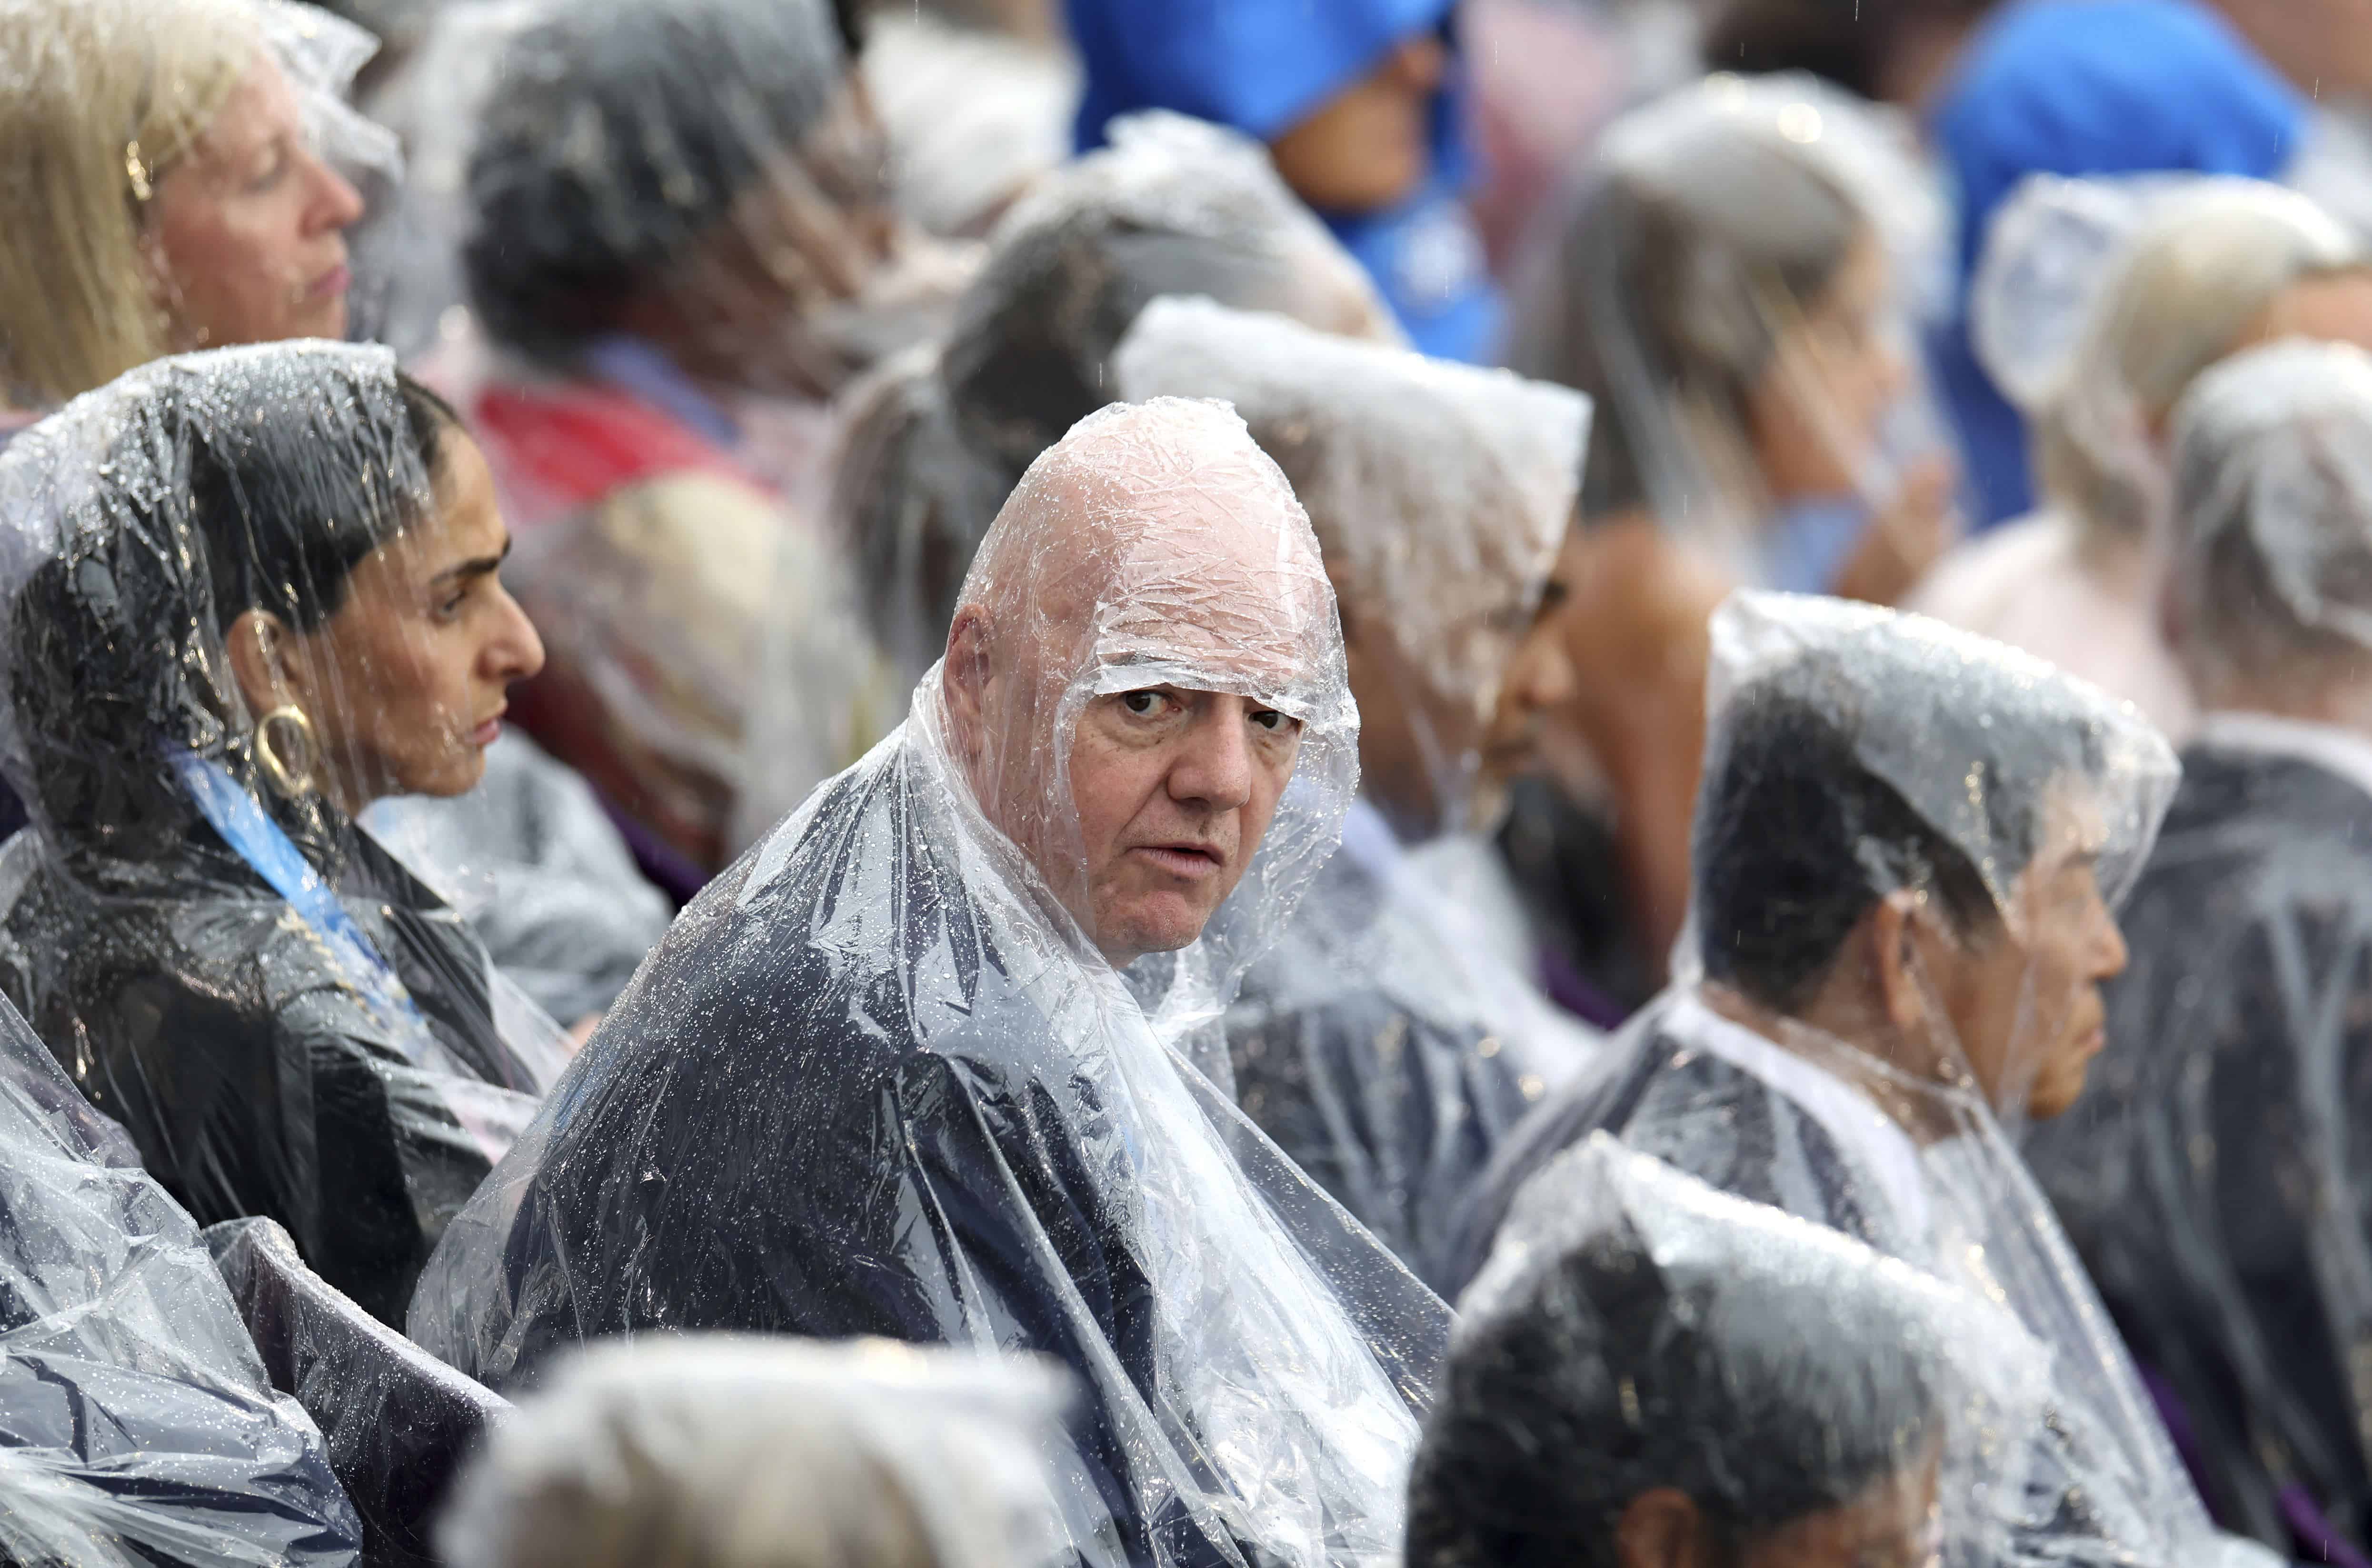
<box><xmin>255</xmin><ymin>706</ymin><xmax>319</xmax><ymax>799</ymax></box>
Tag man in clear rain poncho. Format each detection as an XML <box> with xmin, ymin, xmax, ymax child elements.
<box><xmin>2025</xmin><ymin>339</ymin><xmax>2372</xmax><ymax>1556</ymax></box>
<box><xmin>409</xmin><ymin>399</ymin><xmax>1448</xmax><ymax>1568</ymax></box>
<box><xmin>1112</xmin><ymin>297</ymin><xmax>1598</xmax><ymax>1289</ymax></box>
<box><xmin>1446</xmin><ymin>591</ymin><xmax>2276</xmax><ymax>1568</ymax></box>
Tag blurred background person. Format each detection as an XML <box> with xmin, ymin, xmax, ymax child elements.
<box><xmin>1116</xmin><ymin>296</ymin><xmax>1598</xmax><ymax>1287</ymax></box>
<box><xmin>1063</xmin><ymin>0</ymin><xmax>1498</xmax><ymax>360</ymax></box>
<box><xmin>1412</xmin><ymin>1136</ymin><xmax>1983</xmax><ymax>1568</ymax></box>
<box><xmin>1493</xmin><ymin>72</ymin><xmax>1955</xmax><ymax>999</ymax></box>
<box><xmin>442</xmin><ymin>1337</ymin><xmax>1071</xmax><ymax>1568</ymax></box>
<box><xmin>1702</xmin><ymin>0</ymin><xmax>2000</xmax><ymax>112</ymax></box>
<box><xmin>0</xmin><ymin>343</ymin><xmax>571</xmax><ymax>1325</ymax></box>
<box><xmin>451</xmin><ymin>0</ymin><xmax>938</xmax><ymax>887</ymax></box>
<box><xmin>2025</xmin><ymin>340</ymin><xmax>2372</xmax><ymax>1560</ymax></box>
<box><xmin>817</xmin><ymin>110</ymin><xmax>1397</xmax><ymax>722</ymax></box>
<box><xmin>1914</xmin><ymin>178</ymin><xmax>2372</xmax><ymax>739</ymax></box>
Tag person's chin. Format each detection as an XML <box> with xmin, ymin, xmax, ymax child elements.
<box><xmin>1102</xmin><ymin>891</ymin><xmax>1215</xmax><ymax>959</ymax></box>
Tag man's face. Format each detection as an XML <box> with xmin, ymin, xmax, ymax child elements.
<box><xmin>1066</xmin><ymin>685</ymin><xmax>1305</xmax><ymax>965</ymax></box>
<box><xmin>1929</xmin><ymin>795</ymin><xmax>2129</xmax><ymax>1121</ymax></box>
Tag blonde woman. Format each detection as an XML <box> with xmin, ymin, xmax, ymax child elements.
<box><xmin>1913</xmin><ymin>179</ymin><xmax>2372</xmax><ymax>739</ymax></box>
<box><xmin>0</xmin><ymin>0</ymin><xmax>373</xmax><ymax>409</ymax></box>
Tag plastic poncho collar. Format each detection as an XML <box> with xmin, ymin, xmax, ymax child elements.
<box><xmin>1063</xmin><ymin>0</ymin><xmax>1496</xmax><ymax>360</ymax></box>
<box><xmin>408</xmin><ymin>399</ymin><xmax>1447</xmax><ymax>1568</ymax></box>
<box><xmin>0</xmin><ymin>342</ymin><xmax>570</xmax><ymax>1319</ymax></box>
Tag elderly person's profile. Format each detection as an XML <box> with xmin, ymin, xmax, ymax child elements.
<box><xmin>410</xmin><ymin>398</ymin><xmax>1447</xmax><ymax>1568</ymax></box>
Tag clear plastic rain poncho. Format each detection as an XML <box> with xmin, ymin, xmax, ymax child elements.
<box><xmin>208</xmin><ymin>1215</ymin><xmax>511</xmax><ymax>1568</ymax></box>
<box><xmin>362</xmin><ymin>730</ymin><xmax>673</xmax><ymax>1026</ymax></box>
<box><xmin>1413</xmin><ymin>1132</ymin><xmax>2059</xmax><ymax>1568</ymax></box>
<box><xmin>1502</xmin><ymin>71</ymin><xmax>1953</xmax><ymax>596</ymax></box>
<box><xmin>455</xmin><ymin>0</ymin><xmax>924</xmax><ymax>879</ymax></box>
<box><xmin>1920</xmin><ymin>174</ymin><xmax>2363</xmax><ymax>739</ymax></box>
<box><xmin>1113</xmin><ymin>296</ymin><xmax>1598</xmax><ymax>1288</ymax></box>
<box><xmin>440</xmin><ymin>1336</ymin><xmax>1074</xmax><ymax>1568</ymax></box>
<box><xmin>2024</xmin><ymin>339</ymin><xmax>2372</xmax><ymax>1554</ymax></box>
<box><xmin>1447</xmin><ymin>593</ymin><xmax>2280</xmax><ymax>1568</ymax></box>
<box><xmin>0</xmin><ymin>990</ymin><xmax>363</xmax><ymax>1566</ymax></box>
<box><xmin>827</xmin><ymin>110</ymin><xmax>1402</xmax><ymax>694</ymax></box>
<box><xmin>408</xmin><ymin>399</ymin><xmax>1450</xmax><ymax>1568</ymax></box>
<box><xmin>0</xmin><ymin>342</ymin><xmax>573</xmax><ymax>1327</ymax></box>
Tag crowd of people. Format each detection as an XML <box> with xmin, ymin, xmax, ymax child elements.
<box><xmin>5</xmin><ymin>0</ymin><xmax>2372</xmax><ymax>1564</ymax></box>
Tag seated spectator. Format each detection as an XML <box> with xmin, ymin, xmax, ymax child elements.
<box><xmin>1498</xmin><ymin>72</ymin><xmax>1956</xmax><ymax>989</ymax></box>
<box><xmin>1064</xmin><ymin>0</ymin><xmax>1499</xmax><ymax>360</ymax></box>
<box><xmin>0</xmin><ymin>342</ymin><xmax>571</xmax><ymax>1324</ymax></box>
<box><xmin>0</xmin><ymin>989</ymin><xmax>364</xmax><ymax>1565</ymax></box>
<box><xmin>440</xmin><ymin>1336</ymin><xmax>1070</xmax><ymax>1568</ymax></box>
<box><xmin>408</xmin><ymin>400</ymin><xmax>1449</xmax><ymax>1568</ymax></box>
<box><xmin>1413</xmin><ymin>1135</ymin><xmax>2005</xmax><ymax>1568</ymax></box>
<box><xmin>1448</xmin><ymin>591</ymin><xmax>2278</xmax><ymax>1568</ymax></box>
<box><xmin>456</xmin><ymin>0</ymin><xmax>933</xmax><ymax>880</ymax></box>
<box><xmin>1914</xmin><ymin>178</ymin><xmax>2372</xmax><ymax>740</ymax></box>
<box><xmin>1115</xmin><ymin>296</ymin><xmax>1598</xmax><ymax>1285</ymax></box>
<box><xmin>2024</xmin><ymin>339</ymin><xmax>2372</xmax><ymax>1557</ymax></box>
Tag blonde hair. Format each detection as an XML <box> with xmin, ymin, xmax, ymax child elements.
<box><xmin>2036</xmin><ymin>186</ymin><xmax>2367</xmax><ymax>545</ymax></box>
<box><xmin>0</xmin><ymin>0</ymin><xmax>259</xmax><ymax>405</ymax></box>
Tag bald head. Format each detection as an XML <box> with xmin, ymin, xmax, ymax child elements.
<box><xmin>937</xmin><ymin>398</ymin><xmax>1349</xmax><ymax>964</ymax></box>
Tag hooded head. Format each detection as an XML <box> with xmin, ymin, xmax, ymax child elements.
<box><xmin>1115</xmin><ymin>296</ymin><xmax>1585</xmax><ymax>839</ymax></box>
<box><xmin>1688</xmin><ymin>592</ymin><xmax>2175</xmax><ymax>1124</ymax></box>
<box><xmin>0</xmin><ymin>341</ymin><xmax>543</xmax><ymax>869</ymax></box>
<box><xmin>937</xmin><ymin>397</ymin><xmax>1355</xmax><ymax>984</ymax></box>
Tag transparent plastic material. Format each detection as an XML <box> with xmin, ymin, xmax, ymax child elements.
<box><xmin>0</xmin><ymin>992</ymin><xmax>362</xmax><ymax>1566</ymax></box>
<box><xmin>0</xmin><ymin>342</ymin><xmax>572</xmax><ymax>1326</ymax></box>
<box><xmin>1113</xmin><ymin>297</ymin><xmax>1599</xmax><ymax>1283</ymax></box>
<box><xmin>1503</xmin><ymin>72</ymin><xmax>1953</xmax><ymax>595</ymax></box>
<box><xmin>208</xmin><ymin>1216</ymin><xmax>510</xmax><ymax>1568</ymax></box>
<box><xmin>1415</xmin><ymin>1133</ymin><xmax>2047</xmax><ymax>1568</ymax></box>
<box><xmin>2167</xmin><ymin>338</ymin><xmax>2372</xmax><ymax>663</ymax></box>
<box><xmin>409</xmin><ymin>399</ymin><xmax>1450</xmax><ymax>1568</ymax></box>
<box><xmin>2023</xmin><ymin>340</ymin><xmax>2372</xmax><ymax>1552</ymax></box>
<box><xmin>440</xmin><ymin>1336</ymin><xmax>1074</xmax><ymax>1568</ymax></box>
<box><xmin>362</xmin><ymin>731</ymin><xmax>673</xmax><ymax>1025</ymax></box>
<box><xmin>1445</xmin><ymin>595</ymin><xmax>2275</xmax><ymax>1568</ymax></box>
<box><xmin>834</xmin><ymin>110</ymin><xmax>1403</xmax><ymax>689</ymax></box>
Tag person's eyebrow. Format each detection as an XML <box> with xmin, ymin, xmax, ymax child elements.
<box><xmin>431</xmin><ymin>535</ymin><xmax>512</xmax><ymax>587</ymax></box>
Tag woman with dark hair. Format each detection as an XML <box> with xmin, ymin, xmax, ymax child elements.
<box><xmin>0</xmin><ymin>340</ymin><xmax>568</xmax><ymax>1325</ymax></box>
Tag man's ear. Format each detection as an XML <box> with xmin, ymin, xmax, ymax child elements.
<box><xmin>941</xmin><ymin>608</ymin><xmax>990</xmax><ymax>766</ymax></box>
<box><xmin>1615</xmin><ymin>1488</ymin><xmax>1713</xmax><ymax>1568</ymax></box>
<box><xmin>223</xmin><ymin>608</ymin><xmax>293</xmax><ymax>721</ymax></box>
<box><xmin>1867</xmin><ymin>889</ymin><xmax>1932</xmax><ymax>1036</ymax></box>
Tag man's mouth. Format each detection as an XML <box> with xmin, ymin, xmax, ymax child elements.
<box><xmin>1131</xmin><ymin>844</ymin><xmax>1225</xmax><ymax>880</ymax></box>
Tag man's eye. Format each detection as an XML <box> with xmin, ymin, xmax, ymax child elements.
<box><xmin>1250</xmin><ymin>709</ymin><xmax>1289</xmax><ymax>732</ymax></box>
<box><xmin>1122</xmin><ymin>691</ymin><xmax>1163</xmax><ymax>716</ymax></box>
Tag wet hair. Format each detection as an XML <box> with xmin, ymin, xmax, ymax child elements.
<box><xmin>463</xmin><ymin>0</ymin><xmax>848</xmax><ymax>360</ymax></box>
<box><xmin>1691</xmin><ymin>650</ymin><xmax>2105</xmax><ymax>1012</ymax></box>
<box><xmin>8</xmin><ymin>366</ymin><xmax>458</xmax><ymax>853</ymax></box>
<box><xmin>1405</xmin><ymin>1198</ymin><xmax>1941</xmax><ymax>1568</ymax></box>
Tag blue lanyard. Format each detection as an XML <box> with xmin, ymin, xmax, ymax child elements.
<box><xmin>167</xmin><ymin>750</ymin><xmax>441</xmax><ymax>1062</ymax></box>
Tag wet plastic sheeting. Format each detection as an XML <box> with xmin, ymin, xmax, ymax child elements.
<box><xmin>209</xmin><ymin>1217</ymin><xmax>509</xmax><ymax>1568</ymax></box>
<box><xmin>1114</xmin><ymin>297</ymin><xmax>1599</xmax><ymax>1285</ymax></box>
<box><xmin>439</xmin><ymin>1337</ymin><xmax>1073</xmax><ymax>1568</ymax></box>
<box><xmin>2025</xmin><ymin>341</ymin><xmax>2372</xmax><ymax>1549</ymax></box>
<box><xmin>0</xmin><ymin>991</ymin><xmax>362</xmax><ymax>1566</ymax></box>
<box><xmin>411</xmin><ymin>399</ymin><xmax>1449</xmax><ymax>1568</ymax></box>
<box><xmin>1449</xmin><ymin>595</ymin><xmax>2275</xmax><ymax>1567</ymax></box>
<box><xmin>0</xmin><ymin>343</ymin><xmax>572</xmax><ymax>1326</ymax></box>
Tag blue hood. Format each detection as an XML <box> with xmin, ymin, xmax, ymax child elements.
<box><xmin>1066</xmin><ymin>0</ymin><xmax>1499</xmax><ymax>360</ymax></box>
<box><xmin>1931</xmin><ymin>0</ymin><xmax>2304</xmax><ymax>528</ymax></box>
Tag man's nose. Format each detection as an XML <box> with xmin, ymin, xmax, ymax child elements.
<box><xmin>1167</xmin><ymin>703</ymin><xmax>1256</xmax><ymax>810</ymax></box>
